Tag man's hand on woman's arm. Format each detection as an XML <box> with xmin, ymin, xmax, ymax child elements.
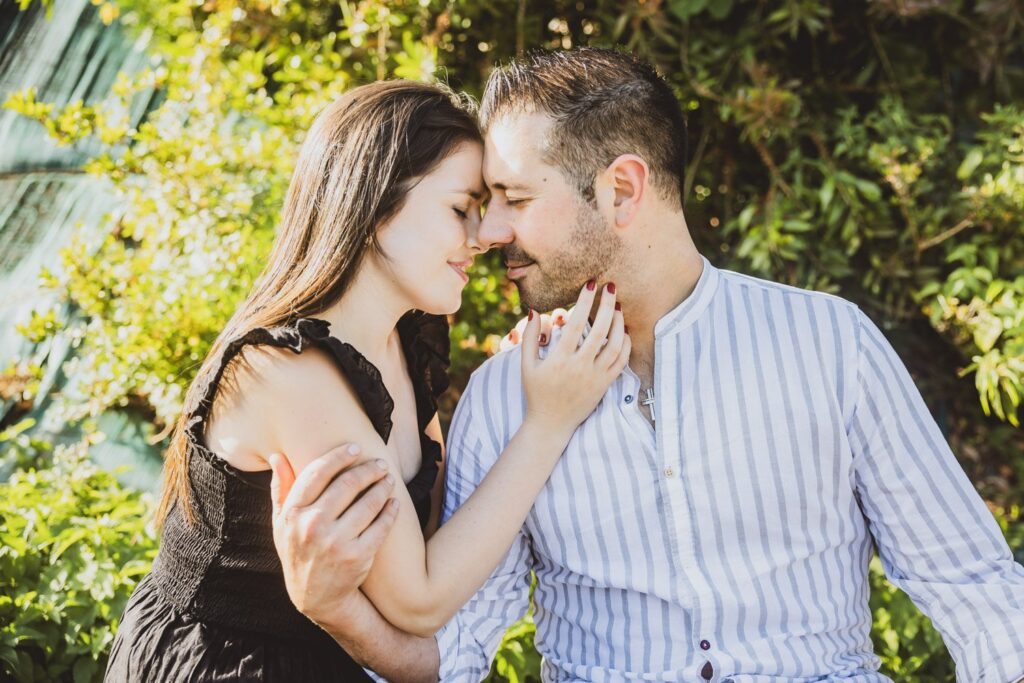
<box><xmin>269</xmin><ymin>446</ymin><xmax>440</xmax><ymax>683</ymax></box>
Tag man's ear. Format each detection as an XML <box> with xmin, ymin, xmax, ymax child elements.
<box><xmin>604</xmin><ymin>154</ymin><xmax>648</xmax><ymax>228</ymax></box>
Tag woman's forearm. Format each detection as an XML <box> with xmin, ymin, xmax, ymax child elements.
<box><xmin>404</xmin><ymin>417</ymin><xmax>574</xmax><ymax>633</ymax></box>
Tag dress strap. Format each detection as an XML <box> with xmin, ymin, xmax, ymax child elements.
<box><xmin>183</xmin><ymin>317</ymin><xmax>395</xmax><ymax>446</ymax></box>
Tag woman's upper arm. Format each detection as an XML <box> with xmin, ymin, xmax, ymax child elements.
<box><xmin>424</xmin><ymin>414</ymin><xmax>445</xmax><ymax>539</ymax></box>
<box><xmin>259</xmin><ymin>349</ymin><xmax>381</xmax><ymax>475</ymax></box>
<box><xmin>253</xmin><ymin>349</ymin><xmax>435</xmax><ymax>632</ymax></box>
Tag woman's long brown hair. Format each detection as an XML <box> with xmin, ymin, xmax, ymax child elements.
<box><xmin>156</xmin><ymin>80</ymin><xmax>481</xmax><ymax>527</ymax></box>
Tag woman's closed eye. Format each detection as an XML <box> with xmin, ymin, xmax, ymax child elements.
<box><xmin>453</xmin><ymin>207</ymin><xmax>469</xmax><ymax>219</ymax></box>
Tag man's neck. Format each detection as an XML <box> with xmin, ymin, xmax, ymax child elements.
<box><xmin>613</xmin><ymin>223</ymin><xmax>704</xmax><ymax>356</ymax></box>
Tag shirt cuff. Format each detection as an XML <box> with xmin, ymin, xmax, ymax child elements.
<box><xmin>967</xmin><ymin>614</ymin><xmax>1024</xmax><ymax>682</ymax></box>
<box><xmin>434</xmin><ymin>617</ymin><xmax>461</xmax><ymax>681</ymax></box>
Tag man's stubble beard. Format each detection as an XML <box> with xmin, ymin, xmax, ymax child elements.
<box><xmin>514</xmin><ymin>201</ymin><xmax>622</xmax><ymax>313</ymax></box>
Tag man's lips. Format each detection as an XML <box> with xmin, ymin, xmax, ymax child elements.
<box><xmin>505</xmin><ymin>261</ymin><xmax>535</xmax><ymax>279</ymax></box>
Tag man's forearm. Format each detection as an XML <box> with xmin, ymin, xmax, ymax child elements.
<box><xmin>317</xmin><ymin>590</ymin><xmax>440</xmax><ymax>683</ymax></box>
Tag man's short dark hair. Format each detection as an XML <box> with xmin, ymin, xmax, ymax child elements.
<box><xmin>480</xmin><ymin>47</ymin><xmax>687</xmax><ymax>207</ymax></box>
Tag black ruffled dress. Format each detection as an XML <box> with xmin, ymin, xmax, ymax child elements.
<box><xmin>104</xmin><ymin>312</ymin><xmax>450</xmax><ymax>682</ymax></box>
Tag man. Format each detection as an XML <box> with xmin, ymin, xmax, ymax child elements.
<box><xmin>270</xmin><ymin>47</ymin><xmax>1024</xmax><ymax>682</ymax></box>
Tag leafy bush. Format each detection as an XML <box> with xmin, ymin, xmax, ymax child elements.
<box><xmin>2</xmin><ymin>0</ymin><xmax>1023</xmax><ymax>681</ymax></box>
<box><xmin>489</xmin><ymin>616</ymin><xmax>542</xmax><ymax>683</ymax></box>
<box><xmin>0</xmin><ymin>439</ymin><xmax>156</xmax><ymax>683</ymax></box>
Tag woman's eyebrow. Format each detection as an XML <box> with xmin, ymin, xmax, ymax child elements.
<box><xmin>448</xmin><ymin>189</ymin><xmax>486</xmax><ymax>199</ymax></box>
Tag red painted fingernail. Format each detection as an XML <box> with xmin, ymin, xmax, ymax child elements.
<box><xmin>586</xmin><ymin>280</ymin><xmax>596</xmax><ymax>291</ymax></box>
<box><xmin>539</xmin><ymin>333</ymin><xmax>547</xmax><ymax>344</ymax></box>
<box><xmin>555</xmin><ymin>315</ymin><xmax>565</xmax><ymax>325</ymax></box>
<box><xmin>607</xmin><ymin>282</ymin><xmax>616</xmax><ymax>294</ymax></box>
<box><xmin>615</xmin><ymin>302</ymin><xmax>621</xmax><ymax>311</ymax></box>
<box><xmin>528</xmin><ymin>309</ymin><xmax>534</xmax><ymax>321</ymax></box>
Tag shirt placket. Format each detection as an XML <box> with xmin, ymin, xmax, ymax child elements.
<box><xmin>653</xmin><ymin>332</ymin><xmax>721</xmax><ymax>681</ymax></box>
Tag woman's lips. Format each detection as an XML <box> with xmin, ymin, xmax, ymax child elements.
<box><xmin>448</xmin><ymin>260</ymin><xmax>471</xmax><ymax>283</ymax></box>
<box><xmin>505</xmin><ymin>262</ymin><xmax>535</xmax><ymax>279</ymax></box>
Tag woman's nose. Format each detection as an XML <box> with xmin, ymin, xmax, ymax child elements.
<box><xmin>465</xmin><ymin>216</ymin><xmax>487</xmax><ymax>253</ymax></box>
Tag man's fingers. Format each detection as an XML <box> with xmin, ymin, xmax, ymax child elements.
<box><xmin>357</xmin><ymin>498</ymin><xmax>400</xmax><ymax>554</ymax></box>
<box><xmin>318</xmin><ymin>460</ymin><xmax>393</xmax><ymax>522</ymax></box>
<box><xmin>337</xmin><ymin>475</ymin><xmax>397</xmax><ymax>539</ymax></box>
<box><xmin>269</xmin><ymin>452</ymin><xmax>296</xmax><ymax>517</ymax></box>
<box><xmin>284</xmin><ymin>444</ymin><xmax>363</xmax><ymax>509</ymax></box>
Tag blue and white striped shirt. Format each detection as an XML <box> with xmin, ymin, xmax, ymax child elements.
<box><xmin>433</xmin><ymin>254</ymin><xmax>1024</xmax><ymax>683</ymax></box>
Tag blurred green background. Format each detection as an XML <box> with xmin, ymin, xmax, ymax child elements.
<box><xmin>0</xmin><ymin>0</ymin><xmax>1021</xmax><ymax>681</ymax></box>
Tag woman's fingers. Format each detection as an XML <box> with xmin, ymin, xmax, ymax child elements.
<box><xmin>580</xmin><ymin>283</ymin><xmax>617</xmax><ymax>358</ymax></box>
<box><xmin>611</xmin><ymin>332</ymin><xmax>632</xmax><ymax>375</ymax></box>
<box><xmin>502</xmin><ymin>311</ymin><xmax>555</xmax><ymax>350</ymax></box>
<box><xmin>520</xmin><ymin>310</ymin><xmax>542</xmax><ymax>370</ymax></box>
<box><xmin>553</xmin><ymin>280</ymin><xmax>598</xmax><ymax>355</ymax></box>
<box><xmin>538</xmin><ymin>312</ymin><xmax>554</xmax><ymax>346</ymax></box>
<box><xmin>595</xmin><ymin>308</ymin><xmax>626</xmax><ymax>370</ymax></box>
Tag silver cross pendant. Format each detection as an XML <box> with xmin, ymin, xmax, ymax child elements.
<box><xmin>640</xmin><ymin>388</ymin><xmax>656</xmax><ymax>423</ymax></box>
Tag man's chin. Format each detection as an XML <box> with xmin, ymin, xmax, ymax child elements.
<box><xmin>512</xmin><ymin>278</ymin><xmax>543</xmax><ymax>311</ymax></box>
<box><xmin>514</xmin><ymin>278</ymin><xmax>575</xmax><ymax>313</ymax></box>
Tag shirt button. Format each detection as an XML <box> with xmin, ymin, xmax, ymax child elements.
<box><xmin>664</xmin><ymin>467</ymin><xmax>675</xmax><ymax>478</ymax></box>
<box><xmin>624</xmin><ymin>394</ymin><xmax>634</xmax><ymax>404</ymax></box>
<box><xmin>699</xmin><ymin>639</ymin><xmax>711</xmax><ymax>651</ymax></box>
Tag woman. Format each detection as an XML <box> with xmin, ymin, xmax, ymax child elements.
<box><xmin>105</xmin><ymin>80</ymin><xmax>629</xmax><ymax>681</ymax></box>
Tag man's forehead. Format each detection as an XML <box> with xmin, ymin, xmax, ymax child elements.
<box><xmin>483</xmin><ymin>111</ymin><xmax>555</xmax><ymax>188</ymax></box>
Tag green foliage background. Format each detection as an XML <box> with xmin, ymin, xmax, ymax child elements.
<box><xmin>2</xmin><ymin>0</ymin><xmax>1023</xmax><ymax>681</ymax></box>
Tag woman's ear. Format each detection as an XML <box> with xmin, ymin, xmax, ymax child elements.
<box><xmin>605</xmin><ymin>154</ymin><xmax>648</xmax><ymax>229</ymax></box>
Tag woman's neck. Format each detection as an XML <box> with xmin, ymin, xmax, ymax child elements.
<box><xmin>316</xmin><ymin>266</ymin><xmax>409</xmax><ymax>367</ymax></box>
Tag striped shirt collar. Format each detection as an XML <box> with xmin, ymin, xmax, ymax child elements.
<box><xmin>654</xmin><ymin>252</ymin><xmax>720</xmax><ymax>338</ymax></box>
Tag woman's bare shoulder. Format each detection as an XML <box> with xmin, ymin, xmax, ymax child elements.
<box><xmin>204</xmin><ymin>343</ymin><xmax>366</xmax><ymax>470</ymax></box>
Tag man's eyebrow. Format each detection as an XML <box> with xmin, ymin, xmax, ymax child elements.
<box><xmin>490</xmin><ymin>182</ymin><xmax>530</xmax><ymax>192</ymax></box>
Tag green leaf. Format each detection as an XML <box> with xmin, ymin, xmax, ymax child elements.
<box><xmin>51</xmin><ymin>528</ymin><xmax>89</xmax><ymax>562</ymax></box>
<box><xmin>707</xmin><ymin>0</ymin><xmax>734</xmax><ymax>19</ymax></box>
<box><xmin>819</xmin><ymin>177</ymin><xmax>835</xmax><ymax>210</ymax></box>
<box><xmin>669</xmin><ymin>0</ymin><xmax>709</xmax><ymax>21</ymax></box>
<box><xmin>73</xmin><ymin>655</ymin><xmax>97</xmax><ymax>683</ymax></box>
<box><xmin>957</xmin><ymin>148</ymin><xmax>984</xmax><ymax>181</ymax></box>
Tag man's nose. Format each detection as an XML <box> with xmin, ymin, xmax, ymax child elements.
<box><xmin>477</xmin><ymin>204</ymin><xmax>514</xmax><ymax>250</ymax></box>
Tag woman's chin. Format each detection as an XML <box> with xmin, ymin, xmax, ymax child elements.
<box><xmin>419</xmin><ymin>293</ymin><xmax>462</xmax><ymax>317</ymax></box>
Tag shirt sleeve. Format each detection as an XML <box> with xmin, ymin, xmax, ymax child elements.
<box><xmin>847</xmin><ymin>307</ymin><xmax>1024</xmax><ymax>682</ymax></box>
<box><xmin>432</xmin><ymin>368</ymin><xmax>535</xmax><ymax>682</ymax></box>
